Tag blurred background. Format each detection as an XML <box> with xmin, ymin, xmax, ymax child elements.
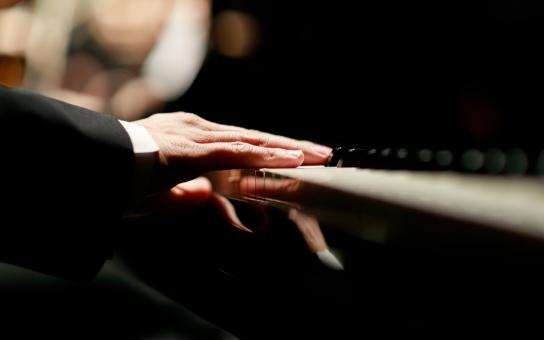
<box><xmin>2</xmin><ymin>0</ymin><xmax>544</xmax><ymax>148</ymax></box>
<box><xmin>0</xmin><ymin>0</ymin><xmax>210</xmax><ymax>120</ymax></box>
<box><xmin>3</xmin><ymin>1</ymin><xmax>544</xmax><ymax>338</ymax></box>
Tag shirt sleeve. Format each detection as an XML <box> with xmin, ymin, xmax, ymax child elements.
<box><xmin>118</xmin><ymin>120</ymin><xmax>160</xmax><ymax>215</ymax></box>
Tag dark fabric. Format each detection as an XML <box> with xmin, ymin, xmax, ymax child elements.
<box><xmin>0</xmin><ymin>262</ymin><xmax>237</xmax><ymax>340</ymax></box>
<box><xmin>0</xmin><ymin>87</ymin><xmax>134</xmax><ymax>281</ymax></box>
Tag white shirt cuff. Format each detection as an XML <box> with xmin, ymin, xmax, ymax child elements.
<box><xmin>119</xmin><ymin>120</ymin><xmax>160</xmax><ymax>215</ymax></box>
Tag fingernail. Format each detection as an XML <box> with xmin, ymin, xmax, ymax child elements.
<box><xmin>286</xmin><ymin>150</ymin><xmax>303</xmax><ymax>158</ymax></box>
<box><xmin>312</xmin><ymin>145</ymin><xmax>333</xmax><ymax>157</ymax></box>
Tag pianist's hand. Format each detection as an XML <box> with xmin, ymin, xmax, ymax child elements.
<box><xmin>132</xmin><ymin>112</ymin><xmax>331</xmax><ymax>231</ymax></box>
<box><xmin>135</xmin><ymin>111</ymin><xmax>332</xmax><ymax>192</ymax></box>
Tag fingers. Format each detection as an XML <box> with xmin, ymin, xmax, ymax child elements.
<box><xmin>195</xmin><ymin>142</ymin><xmax>305</xmax><ymax>170</ymax></box>
<box><xmin>168</xmin><ymin>177</ymin><xmax>213</xmax><ymax>206</ymax></box>
<box><xmin>139</xmin><ymin>176</ymin><xmax>252</xmax><ymax>233</ymax></box>
<box><xmin>181</xmin><ymin>113</ymin><xmax>332</xmax><ymax>165</ymax></box>
<box><xmin>193</xmin><ymin>130</ymin><xmax>333</xmax><ymax>165</ymax></box>
<box><xmin>141</xmin><ymin>177</ymin><xmax>213</xmax><ymax>214</ymax></box>
<box><xmin>137</xmin><ymin>111</ymin><xmax>333</xmax><ymax>190</ymax></box>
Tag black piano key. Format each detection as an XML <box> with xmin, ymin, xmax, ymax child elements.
<box><xmin>503</xmin><ymin>148</ymin><xmax>529</xmax><ymax>175</ymax></box>
<box><xmin>483</xmin><ymin>148</ymin><xmax>506</xmax><ymax>174</ymax></box>
<box><xmin>328</xmin><ymin>145</ymin><xmax>543</xmax><ymax>176</ymax></box>
<box><xmin>537</xmin><ymin>151</ymin><xmax>544</xmax><ymax>175</ymax></box>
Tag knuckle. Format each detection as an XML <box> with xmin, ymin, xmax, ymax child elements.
<box><xmin>183</xmin><ymin>141</ymin><xmax>206</xmax><ymax>160</ymax></box>
<box><xmin>247</xmin><ymin>130</ymin><xmax>271</xmax><ymax>147</ymax></box>
<box><xmin>189</xmin><ymin>129</ymin><xmax>210</xmax><ymax>143</ymax></box>
<box><xmin>230</xmin><ymin>141</ymin><xmax>252</xmax><ymax>154</ymax></box>
<box><xmin>241</xmin><ymin>129</ymin><xmax>254</xmax><ymax>142</ymax></box>
<box><xmin>260</xmin><ymin>134</ymin><xmax>272</xmax><ymax>147</ymax></box>
<box><xmin>181</xmin><ymin>112</ymin><xmax>201</xmax><ymax>124</ymax></box>
<box><xmin>264</xmin><ymin>148</ymin><xmax>278</xmax><ymax>161</ymax></box>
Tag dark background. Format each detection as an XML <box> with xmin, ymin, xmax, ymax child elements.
<box><xmin>3</xmin><ymin>2</ymin><xmax>544</xmax><ymax>338</ymax></box>
<box><xmin>168</xmin><ymin>0</ymin><xmax>544</xmax><ymax>149</ymax></box>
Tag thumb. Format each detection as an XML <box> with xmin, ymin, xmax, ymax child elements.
<box><xmin>141</xmin><ymin>177</ymin><xmax>213</xmax><ymax>214</ymax></box>
<box><xmin>168</xmin><ymin>176</ymin><xmax>213</xmax><ymax>207</ymax></box>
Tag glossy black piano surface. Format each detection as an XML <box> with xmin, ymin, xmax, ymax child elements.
<box><xmin>116</xmin><ymin>167</ymin><xmax>544</xmax><ymax>338</ymax></box>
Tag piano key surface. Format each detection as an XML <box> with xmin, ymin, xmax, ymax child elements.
<box><xmin>209</xmin><ymin>167</ymin><xmax>544</xmax><ymax>242</ymax></box>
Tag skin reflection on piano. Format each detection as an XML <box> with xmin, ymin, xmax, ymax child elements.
<box><xmin>211</xmin><ymin>169</ymin><xmax>345</xmax><ymax>270</ymax></box>
<box><xmin>286</xmin><ymin>209</ymin><xmax>344</xmax><ymax>271</ymax></box>
<box><xmin>210</xmin><ymin>166</ymin><xmax>544</xmax><ymax>249</ymax></box>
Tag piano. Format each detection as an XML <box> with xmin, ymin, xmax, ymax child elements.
<box><xmin>209</xmin><ymin>166</ymin><xmax>544</xmax><ymax>247</ymax></box>
<box><xmin>203</xmin><ymin>164</ymin><xmax>544</xmax><ymax>336</ymax></box>
<box><xmin>115</xmin><ymin>159</ymin><xmax>544</xmax><ymax>339</ymax></box>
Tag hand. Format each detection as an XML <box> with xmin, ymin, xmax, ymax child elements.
<box><xmin>134</xmin><ymin>111</ymin><xmax>332</xmax><ymax>191</ymax></box>
<box><xmin>135</xmin><ymin>176</ymin><xmax>252</xmax><ymax>233</ymax></box>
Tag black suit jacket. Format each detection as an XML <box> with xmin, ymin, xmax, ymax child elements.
<box><xmin>0</xmin><ymin>87</ymin><xmax>134</xmax><ymax>281</ymax></box>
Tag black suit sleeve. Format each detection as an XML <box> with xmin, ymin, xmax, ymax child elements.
<box><xmin>0</xmin><ymin>87</ymin><xmax>134</xmax><ymax>281</ymax></box>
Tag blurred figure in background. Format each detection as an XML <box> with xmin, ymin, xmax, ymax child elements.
<box><xmin>1</xmin><ymin>0</ymin><xmax>210</xmax><ymax>121</ymax></box>
<box><xmin>59</xmin><ymin>0</ymin><xmax>210</xmax><ymax>120</ymax></box>
<box><xmin>0</xmin><ymin>0</ymin><xmax>31</xmax><ymax>87</ymax></box>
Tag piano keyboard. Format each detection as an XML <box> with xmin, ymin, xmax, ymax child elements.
<box><xmin>209</xmin><ymin>166</ymin><xmax>544</xmax><ymax>246</ymax></box>
<box><xmin>328</xmin><ymin>146</ymin><xmax>544</xmax><ymax>175</ymax></box>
